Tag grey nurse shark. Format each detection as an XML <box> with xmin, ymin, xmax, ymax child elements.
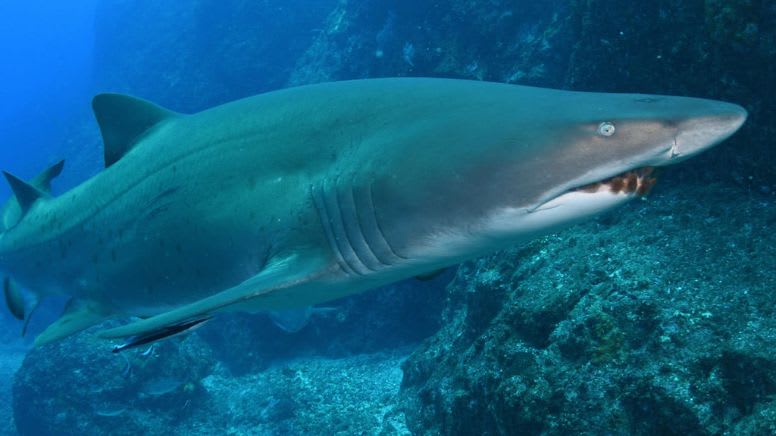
<box><xmin>0</xmin><ymin>78</ymin><xmax>746</xmax><ymax>350</ymax></box>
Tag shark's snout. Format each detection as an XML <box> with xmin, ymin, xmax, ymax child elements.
<box><xmin>671</xmin><ymin>102</ymin><xmax>747</xmax><ymax>163</ymax></box>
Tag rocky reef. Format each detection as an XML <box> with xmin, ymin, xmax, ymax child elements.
<box><xmin>13</xmin><ymin>324</ymin><xmax>413</xmax><ymax>435</ymax></box>
<box><xmin>10</xmin><ymin>0</ymin><xmax>776</xmax><ymax>434</ymax></box>
<box><xmin>399</xmin><ymin>182</ymin><xmax>776</xmax><ymax>434</ymax></box>
<box><xmin>12</xmin><ymin>277</ymin><xmax>444</xmax><ymax>434</ymax></box>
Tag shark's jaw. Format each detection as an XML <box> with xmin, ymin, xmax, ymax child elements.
<box><xmin>533</xmin><ymin>166</ymin><xmax>657</xmax><ymax>214</ymax></box>
<box><xmin>481</xmin><ymin>175</ymin><xmax>650</xmax><ymax>244</ymax></box>
<box><xmin>414</xmin><ymin>166</ymin><xmax>660</xmax><ymax>265</ymax></box>
<box><xmin>515</xmin><ymin>166</ymin><xmax>658</xmax><ymax>233</ymax></box>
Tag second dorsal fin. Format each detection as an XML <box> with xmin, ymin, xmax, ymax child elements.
<box><xmin>92</xmin><ymin>93</ymin><xmax>179</xmax><ymax>167</ymax></box>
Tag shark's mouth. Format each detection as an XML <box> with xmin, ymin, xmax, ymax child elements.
<box><xmin>576</xmin><ymin>167</ymin><xmax>657</xmax><ymax>196</ymax></box>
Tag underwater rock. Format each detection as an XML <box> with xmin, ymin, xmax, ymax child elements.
<box><xmin>12</xmin><ymin>325</ymin><xmax>215</xmax><ymax>436</ymax></box>
<box><xmin>13</xmin><ymin>329</ymin><xmax>410</xmax><ymax>434</ymax></box>
<box><xmin>288</xmin><ymin>0</ymin><xmax>572</xmax><ymax>86</ymax></box>
<box><xmin>139</xmin><ymin>377</ymin><xmax>184</xmax><ymax>397</ymax></box>
<box><xmin>10</xmin><ymin>276</ymin><xmax>445</xmax><ymax>434</ymax></box>
<box><xmin>399</xmin><ymin>183</ymin><xmax>776</xmax><ymax>434</ymax></box>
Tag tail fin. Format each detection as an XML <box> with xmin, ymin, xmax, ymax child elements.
<box><xmin>30</xmin><ymin>160</ymin><xmax>65</xmax><ymax>194</ymax></box>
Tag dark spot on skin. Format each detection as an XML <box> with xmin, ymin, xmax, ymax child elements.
<box><xmin>111</xmin><ymin>250</ymin><xmax>117</xmax><ymax>262</ymax></box>
<box><xmin>172</xmin><ymin>165</ymin><xmax>178</xmax><ymax>173</ymax></box>
<box><xmin>92</xmin><ymin>254</ymin><xmax>99</xmax><ymax>264</ymax></box>
<box><xmin>159</xmin><ymin>239</ymin><xmax>166</xmax><ymax>248</ymax></box>
<box><xmin>247</xmin><ymin>176</ymin><xmax>257</xmax><ymax>190</ymax></box>
<box><xmin>175</xmin><ymin>243</ymin><xmax>182</xmax><ymax>253</ymax></box>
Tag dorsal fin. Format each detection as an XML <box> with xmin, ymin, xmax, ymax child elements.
<box><xmin>30</xmin><ymin>159</ymin><xmax>65</xmax><ymax>194</ymax></box>
<box><xmin>92</xmin><ymin>93</ymin><xmax>179</xmax><ymax>167</ymax></box>
<box><xmin>2</xmin><ymin>171</ymin><xmax>46</xmax><ymax>215</ymax></box>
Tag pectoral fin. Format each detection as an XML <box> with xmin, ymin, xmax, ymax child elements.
<box><xmin>99</xmin><ymin>254</ymin><xmax>325</xmax><ymax>341</ymax></box>
<box><xmin>3</xmin><ymin>277</ymin><xmax>40</xmax><ymax>337</ymax></box>
<box><xmin>35</xmin><ymin>299</ymin><xmax>110</xmax><ymax>346</ymax></box>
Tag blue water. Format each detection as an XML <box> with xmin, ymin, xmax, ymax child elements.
<box><xmin>0</xmin><ymin>1</ymin><xmax>101</xmax><ymax>199</ymax></box>
<box><xmin>0</xmin><ymin>1</ymin><xmax>772</xmax><ymax>435</ymax></box>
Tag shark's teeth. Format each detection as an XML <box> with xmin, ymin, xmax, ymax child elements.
<box><xmin>578</xmin><ymin>167</ymin><xmax>657</xmax><ymax>196</ymax></box>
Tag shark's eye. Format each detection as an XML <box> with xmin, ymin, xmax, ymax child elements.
<box><xmin>597</xmin><ymin>122</ymin><xmax>616</xmax><ymax>137</ymax></box>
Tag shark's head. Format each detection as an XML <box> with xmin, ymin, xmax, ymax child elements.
<box><xmin>378</xmin><ymin>82</ymin><xmax>748</xmax><ymax>263</ymax></box>
<box><xmin>479</xmin><ymin>90</ymin><xmax>748</xmax><ymax>237</ymax></box>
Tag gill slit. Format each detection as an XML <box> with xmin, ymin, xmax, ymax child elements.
<box><xmin>311</xmin><ymin>182</ymin><xmax>354</xmax><ymax>275</ymax></box>
<box><xmin>312</xmin><ymin>178</ymin><xmax>410</xmax><ymax>277</ymax></box>
<box><xmin>367</xmin><ymin>183</ymin><xmax>408</xmax><ymax>261</ymax></box>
